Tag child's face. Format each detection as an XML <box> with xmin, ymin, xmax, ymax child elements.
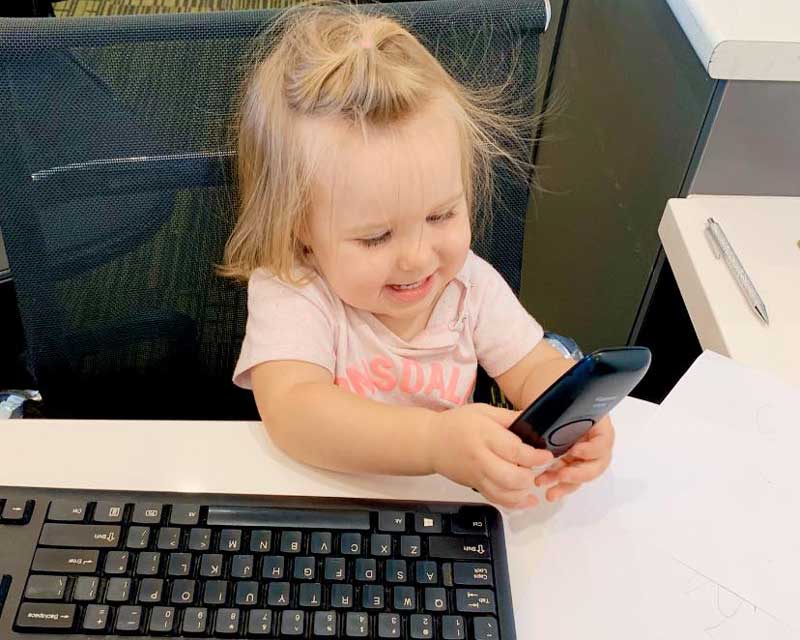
<box><xmin>303</xmin><ymin>100</ymin><xmax>471</xmax><ymax>338</ymax></box>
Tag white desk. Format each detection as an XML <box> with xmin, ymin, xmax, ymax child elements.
<box><xmin>0</xmin><ymin>400</ymin><xmax>685</xmax><ymax>639</ymax></box>
<box><xmin>665</xmin><ymin>0</ymin><xmax>800</xmax><ymax>81</ymax></box>
<box><xmin>659</xmin><ymin>195</ymin><xmax>800</xmax><ymax>388</ymax></box>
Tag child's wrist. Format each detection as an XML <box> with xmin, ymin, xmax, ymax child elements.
<box><xmin>419</xmin><ymin>409</ymin><xmax>442</xmax><ymax>476</ymax></box>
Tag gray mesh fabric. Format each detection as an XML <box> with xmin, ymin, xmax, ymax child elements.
<box><xmin>0</xmin><ymin>0</ymin><xmax>546</xmax><ymax>418</ymax></box>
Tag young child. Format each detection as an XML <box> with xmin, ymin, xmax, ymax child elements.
<box><xmin>222</xmin><ymin>2</ymin><xmax>614</xmax><ymax>510</ymax></box>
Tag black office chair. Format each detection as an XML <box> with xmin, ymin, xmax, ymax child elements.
<box><xmin>0</xmin><ymin>0</ymin><xmax>548</xmax><ymax>419</ymax></box>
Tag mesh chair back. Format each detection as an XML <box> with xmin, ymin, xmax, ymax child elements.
<box><xmin>0</xmin><ymin>1</ymin><xmax>547</xmax><ymax>418</ymax></box>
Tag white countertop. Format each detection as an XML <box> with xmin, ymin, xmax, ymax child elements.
<box><xmin>665</xmin><ymin>0</ymin><xmax>800</xmax><ymax>81</ymax></box>
<box><xmin>659</xmin><ymin>195</ymin><xmax>800</xmax><ymax>388</ymax></box>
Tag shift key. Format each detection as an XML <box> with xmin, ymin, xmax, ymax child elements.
<box><xmin>39</xmin><ymin>523</ymin><xmax>121</xmax><ymax>548</ymax></box>
<box><xmin>32</xmin><ymin>548</ymin><xmax>99</xmax><ymax>574</ymax></box>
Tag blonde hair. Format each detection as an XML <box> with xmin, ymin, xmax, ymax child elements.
<box><xmin>219</xmin><ymin>0</ymin><xmax>538</xmax><ymax>284</ymax></box>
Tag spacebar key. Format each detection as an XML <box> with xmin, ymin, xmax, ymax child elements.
<box><xmin>207</xmin><ymin>506</ymin><xmax>371</xmax><ymax>529</ymax></box>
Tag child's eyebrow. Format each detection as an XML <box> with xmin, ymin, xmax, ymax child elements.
<box><xmin>345</xmin><ymin>191</ymin><xmax>464</xmax><ymax>236</ymax></box>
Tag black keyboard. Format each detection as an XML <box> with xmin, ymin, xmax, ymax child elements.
<box><xmin>0</xmin><ymin>487</ymin><xmax>515</xmax><ymax>639</ymax></box>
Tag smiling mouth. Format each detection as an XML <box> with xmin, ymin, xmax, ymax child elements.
<box><xmin>388</xmin><ymin>274</ymin><xmax>432</xmax><ymax>290</ymax></box>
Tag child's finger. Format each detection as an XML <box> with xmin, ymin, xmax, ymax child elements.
<box><xmin>480</xmin><ymin>476</ymin><xmax>535</xmax><ymax>510</ymax></box>
<box><xmin>568</xmin><ymin>439</ymin><xmax>608</xmax><ymax>461</ymax></box>
<box><xmin>546</xmin><ymin>482</ymin><xmax>581</xmax><ymax>502</ymax></box>
<box><xmin>534</xmin><ymin>459</ymin><xmax>566</xmax><ymax>487</ymax></box>
<box><xmin>555</xmin><ymin>458</ymin><xmax>609</xmax><ymax>484</ymax></box>
<box><xmin>487</xmin><ymin>428</ymin><xmax>553</xmax><ymax>468</ymax></box>
<box><xmin>483</xmin><ymin>452</ymin><xmax>537</xmax><ymax>491</ymax></box>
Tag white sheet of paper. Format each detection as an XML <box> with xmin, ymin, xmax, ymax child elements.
<box><xmin>611</xmin><ymin>350</ymin><xmax>800</xmax><ymax>631</ymax></box>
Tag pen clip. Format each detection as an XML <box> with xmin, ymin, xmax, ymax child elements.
<box><xmin>705</xmin><ymin>222</ymin><xmax>722</xmax><ymax>259</ymax></box>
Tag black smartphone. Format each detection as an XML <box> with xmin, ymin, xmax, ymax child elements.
<box><xmin>509</xmin><ymin>347</ymin><xmax>651</xmax><ymax>457</ymax></box>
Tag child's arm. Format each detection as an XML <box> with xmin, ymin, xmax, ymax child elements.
<box><xmin>251</xmin><ymin>360</ymin><xmax>438</xmax><ymax>476</ymax></box>
<box><xmin>494</xmin><ymin>339</ymin><xmax>573</xmax><ymax>410</ymax></box>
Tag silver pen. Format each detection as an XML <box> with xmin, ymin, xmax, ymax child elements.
<box><xmin>705</xmin><ymin>217</ymin><xmax>769</xmax><ymax>325</ymax></box>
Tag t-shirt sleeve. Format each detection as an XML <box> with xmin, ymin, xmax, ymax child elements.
<box><xmin>471</xmin><ymin>257</ymin><xmax>544</xmax><ymax>378</ymax></box>
<box><xmin>233</xmin><ymin>270</ymin><xmax>336</xmax><ymax>389</ymax></box>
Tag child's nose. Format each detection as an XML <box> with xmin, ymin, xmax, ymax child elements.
<box><xmin>396</xmin><ymin>237</ymin><xmax>432</xmax><ymax>273</ymax></box>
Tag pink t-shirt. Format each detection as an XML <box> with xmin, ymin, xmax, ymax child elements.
<box><xmin>233</xmin><ymin>250</ymin><xmax>543</xmax><ymax>411</ymax></box>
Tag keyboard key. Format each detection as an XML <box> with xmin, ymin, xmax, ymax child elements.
<box><xmin>137</xmin><ymin>577</ymin><xmax>164</xmax><ymax>603</ymax></box>
<box><xmin>473</xmin><ymin>616</ymin><xmax>500</xmax><ymax>640</ymax></box>
<box><xmin>414</xmin><ymin>513</ymin><xmax>442</xmax><ymax>534</ymax></box>
<box><xmin>72</xmin><ymin>576</ymin><xmax>99</xmax><ymax>602</ymax></box>
<box><xmin>248</xmin><ymin>609</ymin><xmax>273</xmax><ymax>636</ymax></box>
<box><xmin>341</xmin><ymin>532</ymin><xmax>362</xmax><ymax>555</ymax></box>
<box><xmin>31</xmin><ymin>548</ymin><xmax>98</xmax><ymax>574</ymax></box>
<box><xmin>104</xmin><ymin>550</ymin><xmax>130</xmax><ymax>575</ymax></box>
<box><xmin>199</xmin><ymin>553</ymin><xmax>223</xmax><ymax>578</ymax></box>
<box><xmin>362</xmin><ymin>584</ymin><xmax>384</xmax><ymax>609</ymax></box>
<box><xmin>281</xmin><ymin>609</ymin><xmax>305</xmax><ymax>635</ymax></box>
<box><xmin>410</xmin><ymin>614</ymin><xmax>433</xmax><ymax>639</ymax></box>
<box><xmin>281</xmin><ymin>531</ymin><xmax>303</xmax><ymax>554</ymax></box>
<box><xmin>428</xmin><ymin>536</ymin><xmax>491</xmax><ymax>561</ymax></box>
<box><xmin>157</xmin><ymin>526</ymin><xmax>181</xmax><ymax>550</ymax></box>
<box><xmin>453</xmin><ymin>562</ymin><xmax>494</xmax><ymax>586</ymax></box>
<box><xmin>324</xmin><ymin>557</ymin><xmax>346</xmax><ymax>581</ymax></box>
<box><xmin>299</xmin><ymin>582</ymin><xmax>323</xmax><ymax>607</ymax></box>
<box><xmin>181</xmin><ymin>607</ymin><xmax>208</xmax><ymax>634</ymax></box>
<box><xmin>331</xmin><ymin>583</ymin><xmax>354</xmax><ymax>608</ymax></box>
<box><xmin>170</xmin><ymin>579</ymin><xmax>196</xmax><ymax>605</ymax></box>
<box><xmin>131</xmin><ymin>502</ymin><xmax>162</xmax><ymax>525</ymax></box>
<box><xmin>314</xmin><ymin>610</ymin><xmax>337</xmax><ymax>636</ymax></box>
<box><xmin>386</xmin><ymin>559</ymin><xmax>408</xmax><ymax>583</ymax></box>
<box><xmin>345</xmin><ymin>611</ymin><xmax>369</xmax><ymax>637</ymax></box>
<box><xmin>39</xmin><ymin>523</ymin><xmax>121</xmax><ymax>548</ymax></box>
<box><xmin>105</xmin><ymin>578</ymin><xmax>131</xmax><ymax>603</ymax></box>
<box><xmin>355</xmin><ymin>558</ymin><xmax>377</xmax><ymax>582</ymax></box>
<box><xmin>455</xmin><ymin>588</ymin><xmax>495</xmax><ymax>614</ymax></box>
<box><xmin>15</xmin><ymin>602</ymin><xmax>75</xmax><ymax>631</ymax></box>
<box><xmin>149</xmin><ymin>606</ymin><xmax>176</xmax><ymax>634</ymax></box>
<box><xmin>235</xmin><ymin>581</ymin><xmax>259</xmax><ymax>606</ymax></box>
<box><xmin>93</xmin><ymin>501</ymin><xmax>125</xmax><ymax>523</ymax></box>
<box><xmin>188</xmin><ymin>527</ymin><xmax>211</xmax><ymax>551</ymax></box>
<box><xmin>207</xmin><ymin>506</ymin><xmax>370</xmax><ymax>530</ymax></box>
<box><xmin>267</xmin><ymin>582</ymin><xmax>291</xmax><ymax>607</ymax></box>
<box><xmin>441</xmin><ymin>615</ymin><xmax>466</xmax><ymax>639</ymax></box>
<box><xmin>219</xmin><ymin>528</ymin><xmax>242</xmax><ymax>553</ymax></box>
<box><xmin>310</xmin><ymin>531</ymin><xmax>332</xmax><ymax>554</ymax></box>
<box><xmin>393</xmin><ymin>586</ymin><xmax>416</xmax><ymax>610</ymax></box>
<box><xmin>47</xmin><ymin>500</ymin><xmax>87</xmax><ymax>522</ymax></box>
<box><xmin>250</xmin><ymin>530</ymin><xmax>272</xmax><ymax>553</ymax></box>
<box><xmin>416</xmin><ymin>560</ymin><xmax>438</xmax><ymax>584</ymax></box>
<box><xmin>136</xmin><ymin>551</ymin><xmax>161</xmax><ymax>576</ymax></box>
<box><xmin>262</xmin><ymin>555</ymin><xmax>285</xmax><ymax>580</ymax></box>
<box><xmin>24</xmin><ymin>575</ymin><xmax>67</xmax><ymax>600</ymax></box>
<box><xmin>167</xmin><ymin>552</ymin><xmax>192</xmax><ymax>577</ymax></box>
<box><xmin>378</xmin><ymin>510</ymin><xmax>406</xmax><ymax>532</ymax></box>
<box><xmin>125</xmin><ymin>526</ymin><xmax>150</xmax><ymax>550</ymax></box>
<box><xmin>400</xmin><ymin>535</ymin><xmax>421</xmax><ymax>558</ymax></box>
<box><xmin>215</xmin><ymin>607</ymin><xmax>242</xmax><ymax>635</ymax></box>
<box><xmin>114</xmin><ymin>605</ymin><xmax>142</xmax><ymax>633</ymax></box>
<box><xmin>231</xmin><ymin>554</ymin><xmax>255</xmax><ymax>578</ymax></box>
<box><xmin>294</xmin><ymin>556</ymin><xmax>316</xmax><ymax>580</ymax></box>
<box><xmin>169</xmin><ymin>503</ymin><xmax>200</xmax><ymax>526</ymax></box>
<box><xmin>203</xmin><ymin>580</ymin><xmax>227</xmax><ymax>606</ymax></box>
<box><xmin>377</xmin><ymin>612</ymin><xmax>401</xmax><ymax>638</ymax></box>
<box><xmin>425</xmin><ymin>587</ymin><xmax>448</xmax><ymax>612</ymax></box>
<box><xmin>371</xmin><ymin>533</ymin><xmax>392</xmax><ymax>556</ymax></box>
<box><xmin>82</xmin><ymin>604</ymin><xmax>110</xmax><ymax>632</ymax></box>
<box><xmin>1</xmin><ymin>499</ymin><xmax>33</xmax><ymax>523</ymax></box>
<box><xmin>450</xmin><ymin>507</ymin><xmax>488</xmax><ymax>536</ymax></box>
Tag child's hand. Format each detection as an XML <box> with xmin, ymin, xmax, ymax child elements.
<box><xmin>533</xmin><ymin>416</ymin><xmax>615</xmax><ymax>502</ymax></box>
<box><xmin>429</xmin><ymin>403</ymin><xmax>554</xmax><ymax>509</ymax></box>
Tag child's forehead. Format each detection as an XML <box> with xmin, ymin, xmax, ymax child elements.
<box><xmin>301</xmin><ymin>102</ymin><xmax>464</xmax><ymax>224</ymax></box>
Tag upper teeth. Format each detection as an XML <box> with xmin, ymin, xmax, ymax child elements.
<box><xmin>394</xmin><ymin>280</ymin><xmax>422</xmax><ymax>289</ymax></box>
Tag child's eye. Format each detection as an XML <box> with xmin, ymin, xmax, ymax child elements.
<box><xmin>359</xmin><ymin>231</ymin><xmax>391</xmax><ymax>248</ymax></box>
<box><xmin>427</xmin><ymin>210</ymin><xmax>456</xmax><ymax>224</ymax></box>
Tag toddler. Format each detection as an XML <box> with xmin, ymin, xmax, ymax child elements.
<box><xmin>222</xmin><ymin>2</ymin><xmax>614</xmax><ymax>509</ymax></box>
